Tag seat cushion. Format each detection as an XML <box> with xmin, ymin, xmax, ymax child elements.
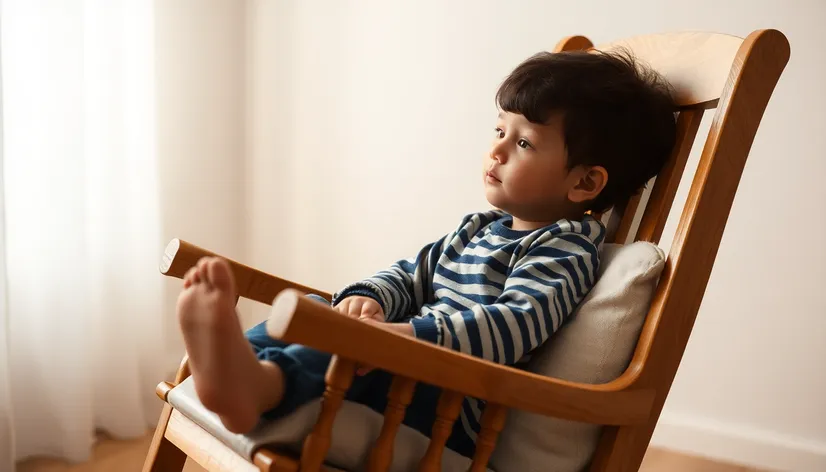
<box><xmin>167</xmin><ymin>377</ymin><xmax>484</xmax><ymax>472</ymax></box>
<box><xmin>489</xmin><ymin>241</ymin><xmax>666</xmax><ymax>472</ymax></box>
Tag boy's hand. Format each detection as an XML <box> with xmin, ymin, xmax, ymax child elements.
<box><xmin>334</xmin><ymin>296</ymin><xmax>386</xmax><ymax>323</ymax></box>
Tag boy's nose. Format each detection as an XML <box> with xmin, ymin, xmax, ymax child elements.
<box><xmin>490</xmin><ymin>148</ymin><xmax>507</xmax><ymax>164</ymax></box>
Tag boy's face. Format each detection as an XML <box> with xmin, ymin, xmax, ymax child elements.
<box><xmin>484</xmin><ymin>111</ymin><xmax>582</xmax><ymax>222</ymax></box>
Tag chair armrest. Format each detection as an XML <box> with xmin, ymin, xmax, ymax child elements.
<box><xmin>160</xmin><ymin>238</ymin><xmax>332</xmax><ymax>305</ymax></box>
<box><xmin>268</xmin><ymin>290</ymin><xmax>655</xmax><ymax>426</ymax></box>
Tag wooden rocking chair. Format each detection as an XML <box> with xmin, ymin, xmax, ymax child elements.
<box><xmin>142</xmin><ymin>29</ymin><xmax>790</xmax><ymax>472</ymax></box>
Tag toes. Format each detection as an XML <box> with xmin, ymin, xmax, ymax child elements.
<box><xmin>183</xmin><ymin>257</ymin><xmax>235</xmax><ymax>295</ymax></box>
<box><xmin>197</xmin><ymin>257</ymin><xmax>211</xmax><ymax>278</ymax></box>
<box><xmin>183</xmin><ymin>266</ymin><xmax>199</xmax><ymax>288</ymax></box>
<box><xmin>207</xmin><ymin>258</ymin><xmax>237</xmax><ymax>295</ymax></box>
<box><xmin>185</xmin><ymin>257</ymin><xmax>212</xmax><ymax>288</ymax></box>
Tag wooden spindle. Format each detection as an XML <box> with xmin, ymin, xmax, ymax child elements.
<box><xmin>418</xmin><ymin>391</ymin><xmax>464</xmax><ymax>472</ymax></box>
<box><xmin>609</xmin><ymin>192</ymin><xmax>643</xmax><ymax>244</ymax></box>
<box><xmin>175</xmin><ymin>355</ymin><xmax>191</xmax><ymax>384</ymax></box>
<box><xmin>299</xmin><ymin>356</ymin><xmax>356</xmax><ymax>472</ymax></box>
<box><xmin>636</xmin><ymin>109</ymin><xmax>704</xmax><ymax>244</ymax></box>
<box><xmin>470</xmin><ymin>404</ymin><xmax>508</xmax><ymax>472</ymax></box>
<box><xmin>367</xmin><ymin>376</ymin><xmax>417</xmax><ymax>472</ymax></box>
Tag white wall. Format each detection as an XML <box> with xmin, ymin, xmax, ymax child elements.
<box><xmin>155</xmin><ymin>0</ymin><xmax>248</xmax><ymax>364</ymax></box>
<box><xmin>243</xmin><ymin>0</ymin><xmax>825</xmax><ymax>470</ymax></box>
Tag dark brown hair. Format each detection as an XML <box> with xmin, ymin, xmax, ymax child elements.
<box><xmin>496</xmin><ymin>50</ymin><xmax>677</xmax><ymax>212</ymax></box>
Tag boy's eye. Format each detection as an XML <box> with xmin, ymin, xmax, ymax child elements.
<box><xmin>517</xmin><ymin>138</ymin><xmax>532</xmax><ymax>149</ymax></box>
<box><xmin>494</xmin><ymin>127</ymin><xmax>505</xmax><ymax>138</ymax></box>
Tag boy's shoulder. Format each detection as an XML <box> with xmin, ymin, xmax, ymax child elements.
<box><xmin>545</xmin><ymin>215</ymin><xmax>607</xmax><ymax>248</ymax></box>
<box><xmin>521</xmin><ymin>218</ymin><xmax>605</xmax><ymax>268</ymax></box>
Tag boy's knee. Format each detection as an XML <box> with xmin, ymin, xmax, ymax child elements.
<box><xmin>243</xmin><ymin>319</ymin><xmax>268</xmax><ymax>339</ymax></box>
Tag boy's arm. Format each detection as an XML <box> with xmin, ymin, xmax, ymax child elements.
<box><xmin>408</xmin><ymin>232</ymin><xmax>600</xmax><ymax>365</ymax></box>
<box><xmin>331</xmin><ymin>232</ymin><xmax>453</xmax><ymax>322</ymax></box>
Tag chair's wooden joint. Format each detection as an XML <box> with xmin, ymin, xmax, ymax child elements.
<box><xmin>156</xmin><ymin>381</ymin><xmax>175</xmax><ymax>402</ymax></box>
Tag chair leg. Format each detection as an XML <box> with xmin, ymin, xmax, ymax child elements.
<box><xmin>143</xmin><ymin>404</ymin><xmax>187</xmax><ymax>472</ymax></box>
<box><xmin>588</xmin><ymin>422</ymin><xmax>655</xmax><ymax>472</ymax></box>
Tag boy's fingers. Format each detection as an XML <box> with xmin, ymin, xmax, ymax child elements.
<box><xmin>359</xmin><ymin>311</ymin><xmax>384</xmax><ymax>323</ymax></box>
<box><xmin>348</xmin><ymin>299</ymin><xmax>363</xmax><ymax>319</ymax></box>
<box><xmin>361</xmin><ymin>301</ymin><xmax>378</xmax><ymax>318</ymax></box>
<box><xmin>333</xmin><ymin>299</ymin><xmax>348</xmax><ymax>314</ymax></box>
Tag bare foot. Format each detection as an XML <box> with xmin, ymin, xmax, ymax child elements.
<box><xmin>177</xmin><ymin>257</ymin><xmax>284</xmax><ymax>433</ymax></box>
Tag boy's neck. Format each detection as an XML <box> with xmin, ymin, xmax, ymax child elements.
<box><xmin>510</xmin><ymin>217</ymin><xmax>554</xmax><ymax>231</ymax></box>
<box><xmin>510</xmin><ymin>210</ymin><xmax>587</xmax><ymax>231</ymax></box>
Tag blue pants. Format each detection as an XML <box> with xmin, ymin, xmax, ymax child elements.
<box><xmin>243</xmin><ymin>295</ymin><xmax>475</xmax><ymax>458</ymax></box>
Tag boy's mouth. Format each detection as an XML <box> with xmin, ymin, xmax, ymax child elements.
<box><xmin>485</xmin><ymin>170</ymin><xmax>502</xmax><ymax>183</ymax></box>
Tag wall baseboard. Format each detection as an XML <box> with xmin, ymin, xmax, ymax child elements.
<box><xmin>651</xmin><ymin>412</ymin><xmax>826</xmax><ymax>472</ymax></box>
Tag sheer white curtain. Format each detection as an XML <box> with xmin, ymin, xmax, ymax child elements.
<box><xmin>0</xmin><ymin>0</ymin><xmax>166</xmax><ymax>465</ymax></box>
<box><xmin>0</xmin><ymin>27</ymin><xmax>14</xmax><ymax>468</ymax></box>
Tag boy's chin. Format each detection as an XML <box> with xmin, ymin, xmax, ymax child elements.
<box><xmin>484</xmin><ymin>193</ymin><xmax>510</xmax><ymax>213</ymax></box>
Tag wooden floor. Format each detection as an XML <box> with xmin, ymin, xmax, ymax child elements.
<box><xmin>15</xmin><ymin>432</ymin><xmax>765</xmax><ymax>472</ymax></box>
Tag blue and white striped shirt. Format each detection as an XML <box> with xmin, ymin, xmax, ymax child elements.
<box><xmin>332</xmin><ymin>210</ymin><xmax>605</xmax><ymax>449</ymax></box>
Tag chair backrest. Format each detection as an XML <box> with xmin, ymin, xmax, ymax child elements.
<box><xmin>553</xmin><ymin>30</ymin><xmax>790</xmax><ymax>471</ymax></box>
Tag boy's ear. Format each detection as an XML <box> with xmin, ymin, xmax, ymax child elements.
<box><xmin>568</xmin><ymin>166</ymin><xmax>608</xmax><ymax>204</ymax></box>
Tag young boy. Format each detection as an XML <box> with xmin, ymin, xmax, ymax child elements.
<box><xmin>176</xmin><ymin>49</ymin><xmax>677</xmax><ymax>458</ymax></box>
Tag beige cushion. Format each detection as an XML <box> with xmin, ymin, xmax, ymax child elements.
<box><xmin>489</xmin><ymin>241</ymin><xmax>666</xmax><ymax>472</ymax></box>
<box><xmin>169</xmin><ymin>241</ymin><xmax>663</xmax><ymax>472</ymax></box>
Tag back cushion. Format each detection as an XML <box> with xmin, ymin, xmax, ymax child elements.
<box><xmin>489</xmin><ymin>242</ymin><xmax>666</xmax><ymax>472</ymax></box>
